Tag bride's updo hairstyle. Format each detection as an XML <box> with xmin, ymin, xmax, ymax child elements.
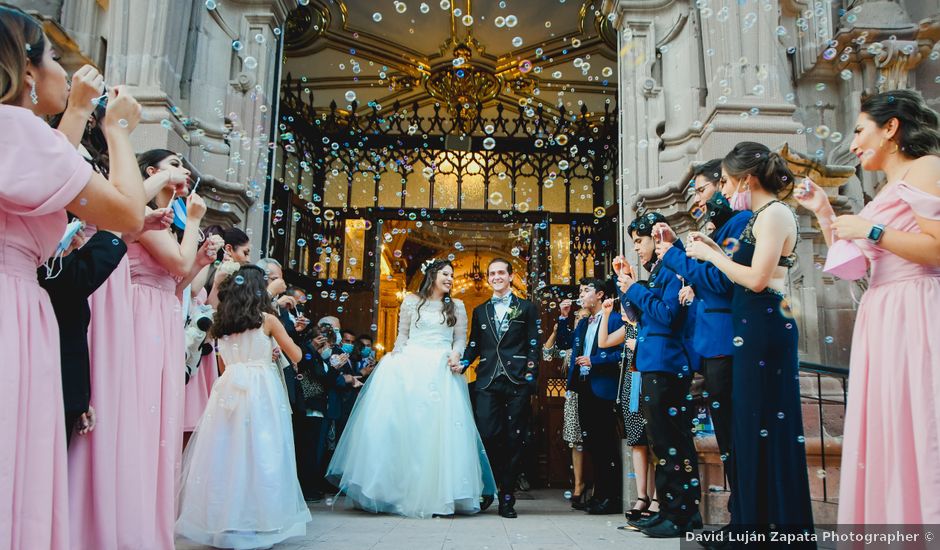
<box><xmin>722</xmin><ymin>141</ymin><xmax>796</xmax><ymax>199</ymax></box>
<box><xmin>0</xmin><ymin>4</ymin><xmax>45</xmax><ymax>105</ymax></box>
<box><xmin>415</xmin><ymin>259</ymin><xmax>457</xmax><ymax>327</ymax></box>
<box><xmin>860</xmin><ymin>89</ymin><xmax>940</xmax><ymax>159</ymax></box>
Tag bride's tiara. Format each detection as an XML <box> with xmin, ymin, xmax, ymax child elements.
<box><xmin>419</xmin><ymin>258</ymin><xmax>437</xmax><ymax>274</ymax></box>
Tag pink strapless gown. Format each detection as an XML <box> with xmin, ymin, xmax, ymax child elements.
<box><xmin>127</xmin><ymin>242</ymin><xmax>185</xmax><ymax>549</ymax></box>
<box><xmin>67</xmin><ymin>241</ymin><xmax>149</xmax><ymax>550</ymax></box>
<box><xmin>838</xmin><ymin>182</ymin><xmax>940</xmax><ymax>524</ymax></box>
<box><xmin>0</xmin><ymin>105</ymin><xmax>92</xmax><ymax>550</ymax></box>
<box><xmin>182</xmin><ymin>288</ymin><xmax>219</xmax><ymax>432</ymax></box>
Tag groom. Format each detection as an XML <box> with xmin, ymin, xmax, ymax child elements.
<box><xmin>459</xmin><ymin>258</ymin><xmax>539</xmax><ymax>518</ymax></box>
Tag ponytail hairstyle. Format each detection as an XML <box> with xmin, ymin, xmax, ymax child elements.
<box><xmin>860</xmin><ymin>89</ymin><xmax>940</xmax><ymax>159</ymax></box>
<box><xmin>414</xmin><ymin>259</ymin><xmax>457</xmax><ymax>327</ymax></box>
<box><xmin>0</xmin><ymin>4</ymin><xmax>44</xmax><ymax>105</ymax></box>
<box><xmin>722</xmin><ymin>141</ymin><xmax>796</xmax><ymax>199</ymax></box>
<box><xmin>210</xmin><ymin>265</ymin><xmax>274</xmax><ymax>339</ymax></box>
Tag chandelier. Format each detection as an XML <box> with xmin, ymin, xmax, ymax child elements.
<box><xmin>424</xmin><ymin>1</ymin><xmax>504</xmax><ymax>133</ymax></box>
<box><xmin>463</xmin><ymin>249</ymin><xmax>485</xmax><ymax>292</ymax></box>
<box><xmin>425</xmin><ymin>42</ymin><xmax>501</xmax><ymax>131</ymax></box>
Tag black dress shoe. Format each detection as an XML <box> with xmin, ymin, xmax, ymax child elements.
<box><xmin>498</xmin><ymin>494</ymin><xmax>518</xmax><ymax>518</ymax></box>
<box><xmin>640</xmin><ymin>512</ymin><xmax>704</xmax><ymax>539</ymax></box>
<box><xmin>480</xmin><ymin>494</ymin><xmax>494</xmax><ymax>512</ymax></box>
<box><xmin>628</xmin><ymin>512</ymin><xmax>663</xmax><ymax>529</ymax></box>
<box><xmin>640</xmin><ymin>518</ymin><xmax>687</xmax><ymax>538</ymax></box>
<box><xmin>586</xmin><ymin>498</ymin><xmax>622</xmax><ymax>515</ymax></box>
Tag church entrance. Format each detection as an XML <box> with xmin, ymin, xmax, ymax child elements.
<box><xmin>266</xmin><ymin>0</ymin><xmax>623</xmax><ymax>488</ymax></box>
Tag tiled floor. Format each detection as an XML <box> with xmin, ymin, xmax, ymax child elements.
<box><xmin>175</xmin><ymin>489</ymin><xmax>680</xmax><ymax>549</ymax></box>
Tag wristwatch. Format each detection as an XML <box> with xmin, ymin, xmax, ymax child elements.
<box><xmin>867</xmin><ymin>223</ymin><xmax>886</xmax><ymax>243</ymax></box>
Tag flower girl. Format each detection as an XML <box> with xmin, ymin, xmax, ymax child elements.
<box><xmin>176</xmin><ymin>265</ymin><xmax>311</xmax><ymax>549</ymax></box>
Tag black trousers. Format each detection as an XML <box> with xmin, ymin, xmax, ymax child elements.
<box><xmin>475</xmin><ymin>376</ymin><xmax>529</xmax><ymax>497</ymax></box>
<box><xmin>703</xmin><ymin>356</ymin><xmax>734</xmax><ymax>485</ymax></box>
<box><xmin>641</xmin><ymin>372</ymin><xmax>701</xmax><ymax>524</ymax></box>
<box><xmin>577</xmin><ymin>386</ymin><xmax>623</xmax><ymax>502</ymax></box>
<box><xmin>292</xmin><ymin>413</ymin><xmax>325</xmax><ymax>498</ymax></box>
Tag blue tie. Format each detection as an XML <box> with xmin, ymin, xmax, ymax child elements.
<box><xmin>491</xmin><ymin>295</ymin><xmax>511</xmax><ymax>306</ymax></box>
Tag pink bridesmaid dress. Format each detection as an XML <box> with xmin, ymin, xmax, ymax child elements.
<box><xmin>67</xmin><ymin>243</ymin><xmax>147</xmax><ymax>549</ymax></box>
<box><xmin>182</xmin><ymin>288</ymin><xmax>219</xmax><ymax>432</ymax></box>
<box><xmin>127</xmin><ymin>242</ymin><xmax>185</xmax><ymax>549</ymax></box>
<box><xmin>0</xmin><ymin>105</ymin><xmax>93</xmax><ymax>550</ymax></box>
<box><xmin>838</xmin><ymin>181</ymin><xmax>940</xmax><ymax>524</ymax></box>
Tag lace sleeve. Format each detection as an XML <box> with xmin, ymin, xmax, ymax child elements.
<box><xmin>451</xmin><ymin>299</ymin><xmax>468</xmax><ymax>357</ymax></box>
<box><xmin>393</xmin><ymin>294</ymin><xmax>417</xmax><ymax>353</ymax></box>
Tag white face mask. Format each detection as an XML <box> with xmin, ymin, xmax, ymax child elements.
<box><xmin>44</xmin><ymin>219</ymin><xmax>84</xmax><ymax>279</ymax></box>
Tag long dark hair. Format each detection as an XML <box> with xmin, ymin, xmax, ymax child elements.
<box><xmin>415</xmin><ymin>259</ymin><xmax>457</xmax><ymax>327</ymax></box>
<box><xmin>0</xmin><ymin>4</ymin><xmax>44</xmax><ymax>105</ymax></box>
<box><xmin>861</xmin><ymin>89</ymin><xmax>940</xmax><ymax>158</ymax></box>
<box><xmin>210</xmin><ymin>265</ymin><xmax>274</xmax><ymax>339</ymax></box>
<box><xmin>722</xmin><ymin>141</ymin><xmax>796</xmax><ymax>198</ymax></box>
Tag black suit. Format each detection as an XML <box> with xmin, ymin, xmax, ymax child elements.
<box><xmin>38</xmin><ymin>231</ymin><xmax>127</xmax><ymax>445</ymax></box>
<box><xmin>462</xmin><ymin>295</ymin><xmax>539</xmax><ymax>498</ymax></box>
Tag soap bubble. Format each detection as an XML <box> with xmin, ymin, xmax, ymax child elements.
<box><xmin>372</xmin><ymin>12</ymin><xmax>382</xmax><ymax>22</ymax></box>
<box><xmin>345</xmin><ymin>90</ymin><xmax>357</xmax><ymax>102</ymax></box>
<box><xmin>243</xmin><ymin>56</ymin><xmax>258</xmax><ymax>70</ymax></box>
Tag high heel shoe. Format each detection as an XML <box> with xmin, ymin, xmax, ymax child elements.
<box><xmin>570</xmin><ymin>492</ymin><xmax>589</xmax><ymax>510</ymax></box>
<box><xmin>626</xmin><ymin>496</ymin><xmax>651</xmax><ymax>521</ymax></box>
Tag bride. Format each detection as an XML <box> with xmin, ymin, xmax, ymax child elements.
<box><xmin>326</xmin><ymin>259</ymin><xmax>496</xmax><ymax>518</ymax></box>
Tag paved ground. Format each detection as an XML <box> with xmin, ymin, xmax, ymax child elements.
<box><xmin>175</xmin><ymin>489</ymin><xmax>681</xmax><ymax>549</ymax></box>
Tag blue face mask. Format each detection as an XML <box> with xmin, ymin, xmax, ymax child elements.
<box><xmin>341</xmin><ymin>343</ymin><xmax>355</xmax><ymax>354</ymax></box>
<box><xmin>361</xmin><ymin>347</ymin><xmax>372</xmax><ymax>358</ymax></box>
<box><xmin>171</xmin><ymin>197</ymin><xmax>187</xmax><ymax>230</ymax></box>
<box><xmin>320</xmin><ymin>347</ymin><xmax>332</xmax><ymax>360</ymax></box>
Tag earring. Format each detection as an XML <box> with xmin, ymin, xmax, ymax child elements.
<box><xmin>29</xmin><ymin>82</ymin><xmax>38</xmax><ymax>105</ymax></box>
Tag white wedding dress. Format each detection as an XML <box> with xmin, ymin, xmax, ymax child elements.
<box><xmin>326</xmin><ymin>294</ymin><xmax>497</xmax><ymax>518</ymax></box>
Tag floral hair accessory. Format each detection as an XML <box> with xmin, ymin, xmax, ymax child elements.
<box><xmin>419</xmin><ymin>258</ymin><xmax>437</xmax><ymax>274</ymax></box>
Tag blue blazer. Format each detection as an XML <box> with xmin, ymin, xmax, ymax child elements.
<box><xmin>556</xmin><ymin>312</ymin><xmax>624</xmax><ymax>401</ymax></box>
<box><xmin>620</xmin><ymin>263</ymin><xmax>689</xmax><ymax>375</ymax></box>
<box><xmin>661</xmin><ymin>210</ymin><xmax>752</xmax><ymax>358</ymax></box>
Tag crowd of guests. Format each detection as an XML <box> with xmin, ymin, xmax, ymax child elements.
<box><xmin>2</xmin><ymin>4</ymin><xmax>939</xmax><ymax>549</ymax></box>
<box><xmin>545</xmin><ymin>90</ymin><xmax>940</xmax><ymax>545</ymax></box>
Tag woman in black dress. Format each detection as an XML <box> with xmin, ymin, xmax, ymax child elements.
<box><xmin>685</xmin><ymin>142</ymin><xmax>814</xmax><ymax>544</ymax></box>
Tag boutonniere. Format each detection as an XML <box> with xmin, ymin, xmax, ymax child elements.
<box><xmin>507</xmin><ymin>304</ymin><xmax>523</xmax><ymax>321</ymax></box>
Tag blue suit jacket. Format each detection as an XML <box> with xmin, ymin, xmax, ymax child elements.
<box><xmin>619</xmin><ymin>263</ymin><xmax>689</xmax><ymax>375</ymax></box>
<box><xmin>661</xmin><ymin>210</ymin><xmax>752</xmax><ymax>358</ymax></box>
<box><xmin>556</xmin><ymin>312</ymin><xmax>624</xmax><ymax>401</ymax></box>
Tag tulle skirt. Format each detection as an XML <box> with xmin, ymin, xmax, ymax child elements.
<box><xmin>176</xmin><ymin>362</ymin><xmax>311</xmax><ymax>549</ymax></box>
<box><xmin>326</xmin><ymin>343</ymin><xmax>497</xmax><ymax>518</ymax></box>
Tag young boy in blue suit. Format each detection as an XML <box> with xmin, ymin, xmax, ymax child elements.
<box><xmin>616</xmin><ymin>212</ymin><xmax>702</xmax><ymax>537</ymax></box>
<box><xmin>656</xmin><ymin>160</ymin><xmax>753</xmax><ymax>483</ymax></box>
<box><xmin>556</xmin><ymin>278</ymin><xmax>624</xmax><ymax>515</ymax></box>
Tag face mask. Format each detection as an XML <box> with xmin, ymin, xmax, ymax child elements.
<box><xmin>361</xmin><ymin>347</ymin><xmax>372</xmax><ymax>358</ymax></box>
<box><xmin>730</xmin><ymin>179</ymin><xmax>751</xmax><ymax>211</ymax></box>
<box><xmin>341</xmin><ymin>343</ymin><xmax>354</xmax><ymax>354</ymax></box>
<box><xmin>45</xmin><ymin>219</ymin><xmax>85</xmax><ymax>279</ymax></box>
<box><xmin>171</xmin><ymin>197</ymin><xmax>187</xmax><ymax>230</ymax></box>
<box><xmin>705</xmin><ymin>192</ymin><xmax>735</xmax><ymax>233</ymax></box>
<box><xmin>320</xmin><ymin>347</ymin><xmax>333</xmax><ymax>360</ymax></box>
<box><xmin>333</xmin><ymin>329</ymin><xmax>342</xmax><ymax>344</ymax></box>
